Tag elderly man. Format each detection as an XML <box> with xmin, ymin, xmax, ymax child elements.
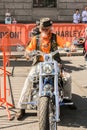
<box><xmin>16</xmin><ymin>17</ymin><xmax>76</xmax><ymax>120</ymax></box>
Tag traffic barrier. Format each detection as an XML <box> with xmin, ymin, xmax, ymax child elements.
<box><xmin>0</xmin><ymin>24</ymin><xmax>28</xmax><ymax>47</ymax></box>
<box><xmin>0</xmin><ymin>33</ymin><xmax>14</xmax><ymax>120</ymax></box>
<box><xmin>0</xmin><ymin>23</ymin><xmax>87</xmax><ymax>47</ymax></box>
<box><xmin>53</xmin><ymin>23</ymin><xmax>86</xmax><ymax>43</ymax></box>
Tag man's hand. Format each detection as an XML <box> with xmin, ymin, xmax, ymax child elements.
<box><xmin>58</xmin><ymin>63</ymin><xmax>63</xmax><ymax>70</ymax></box>
<box><xmin>24</xmin><ymin>51</ymin><xmax>30</xmax><ymax>60</ymax></box>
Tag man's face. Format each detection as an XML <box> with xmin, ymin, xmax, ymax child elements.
<box><xmin>76</xmin><ymin>10</ymin><xmax>79</xmax><ymax>14</ymax></box>
<box><xmin>85</xmin><ymin>7</ymin><xmax>87</xmax><ymax>11</ymax></box>
<box><xmin>41</xmin><ymin>26</ymin><xmax>51</xmax><ymax>34</ymax></box>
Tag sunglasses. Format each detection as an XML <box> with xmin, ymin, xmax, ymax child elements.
<box><xmin>41</xmin><ymin>27</ymin><xmax>50</xmax><ymax>31</ymax></box>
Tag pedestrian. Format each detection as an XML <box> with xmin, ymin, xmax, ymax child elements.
<box><xmin>83</xmin><ymin>27</ymin><xmax>87</xmax><ymax>68</ymax></box>
<box><xmin>12</xmin><ymin>17</ymin><xmax>17</xmax><ymax>24</ymax></box>
<box><xmin>82</xmin><ymin>6</ymin><xmax>87</xmax><ymax>23</ymax></box>
<box><xmin>84</xmin><ymin>41</ymin><xmax>87</xmax><ymax>68</ymax></box>
<box><xmin>31</xmin><ymin>20</ymin><xmax>40</xmax><ymax>36</ymax></box>
<box><xmin>27</xmin><ymin>20</ymin><xmax>40</xmax><ymax>46</ymax></box>
<box><xmin>73</xmin><ymin>9</ymin><xmax>80</xmax><ymax>23</ymax></box>
<box><xmin>5</xmin><ymin>9</ymin><xmax>12</xmax><ymax>24</ymax></box>
<box><xmin>16</xmin><ymin>17</ymin><xmax>76</xmax><ymax>120</ymax></box>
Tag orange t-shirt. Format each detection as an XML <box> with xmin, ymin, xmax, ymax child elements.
<box><xmin>26</xmin><ymin>34</ymin><xmax>66</xmax><ymax>52</ymax></box>
<box><xmin>26</xmin><ymin>34</ymin><xmax>66</xmax><ymax>61</ymax></box>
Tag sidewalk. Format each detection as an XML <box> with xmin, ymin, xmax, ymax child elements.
<box><xmin>59</xmin><ymin>48</ymin><xmax>83</xmax><ymax>56</ymax></box>
<box><xmin>0</xmin><ymin>56</ymin><xmax>87</xmax><ymax>130</ymax></box>
<box><xmin>0</xmin><ymin>48</ymin><xmax>83</xmax><ymax>59</ymax></box>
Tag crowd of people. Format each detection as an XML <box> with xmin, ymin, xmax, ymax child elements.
<box><xmin>73</xmin><ymin>6</ymin><xmax>87</xmax><ymax>24</ymax></box>
<box><xmin>4</xmin><ymin>6</ymin><xmax>87</xmax><ymax>24</ymax></box>
<box><xmin>5</xmin><ymin>9</ymin><xmax>17</xmax><ymax>24</ymax></box>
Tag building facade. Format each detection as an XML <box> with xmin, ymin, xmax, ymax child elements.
<box><xmin>0</xmin><ymin>0</ymin><xmax>87</xmax><ymax>23</ymax></box>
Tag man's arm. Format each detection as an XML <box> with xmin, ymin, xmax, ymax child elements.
<box><xmin>26</xmin><ymin>36</ymin><xmax>37</xmax><ymax>51</ymax></box>
<box><xmin>25</xmin><ymin>36</ymin><xmax>37</xmax><ymax>60</ymax></box>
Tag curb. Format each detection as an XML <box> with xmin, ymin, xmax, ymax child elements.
<box><xmin>0</xmin><ymin>50</ymin><xmax>83</xmax><ymax>59</ymax></box>
<box><xmin>60</xmin><ymin>50</ymin><xmax>83</xmax><ymax>56</ymax></box>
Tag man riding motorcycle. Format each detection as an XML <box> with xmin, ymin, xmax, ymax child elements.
<box><xmin>16</xmin><ymin>17</ymin><xmax>76</xmax><ymax>120</ymax></box>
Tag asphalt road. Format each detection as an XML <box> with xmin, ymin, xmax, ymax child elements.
<box><xmin>0</xmin><ymin>55</ymin><xmax>87</xmax><ymax>130</ymax></box>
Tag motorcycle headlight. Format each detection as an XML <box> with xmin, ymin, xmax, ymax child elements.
<box><xmin>43</xmin><ymin>63</ymin><xmax>53</xmax><ymax>74</ymax></box>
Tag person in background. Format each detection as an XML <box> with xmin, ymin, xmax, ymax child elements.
<box><xmin>27</xmin><ymin>20</ymin><xmax>40</xmax><ymax>46</ymax></box>
<box><xmin>84</xmin><ymin>40</ymin><xmax>87</xmax><ymax>68</ymax></box>
<box><xmin>83</xmin><ymin>27</ymin><xmax>87</xmax><ymax>68</ymax></box>
<box><xmin>73</xmin><ymin>9</ymin><xmax>80</xmax><ymax>23</ymax></box>
<box><xmin>82</xmin><ymin>6</ymin><xmax>87</xmax><ymax>23</ymax></box>
<box><xmin>5</xmin><ymin>9</ymin><xmax>12</xmax><ymax>24</ymax></box>
<box><xmin>12</xmin><ymin>17</ymin><xmax>17</xmax><ymax>24</ymax></box>
<box><xmin>72</xmin><ymin>37</ymin><xmax>79</xmax><ymax>46</ymax></box>
<box><xmin>31</xmin><ymin>20</ymin><xmax>40</xmax><ymax>36</ymax></box>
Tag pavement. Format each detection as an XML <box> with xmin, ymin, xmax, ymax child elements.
<box><xmin>0</xmin><ymin>47</ymin><xmax>84</xmax><ymax>59</ymax></box>
<box><xmin>0</xmin><ymin>52</ymin><xmax>87</xmax><ymax>130</ymax></box>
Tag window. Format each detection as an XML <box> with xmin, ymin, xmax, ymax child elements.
<box><xmin>33</xmin><ymin>0</ymin><xmax>56</xmax><ymax>8</ymax></box>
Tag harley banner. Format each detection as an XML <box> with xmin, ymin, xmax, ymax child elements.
<box><xmin>0</xmin><ymin>23</ymin><xmax>87</xmax><ymax>47</ymax></box>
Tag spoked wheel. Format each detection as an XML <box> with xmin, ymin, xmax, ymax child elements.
<box><xmin>49</xmin><ymin>106</ymin><xmax>57</xmax><ymax>130</ymax></box>
<box><xmin>39</xmin><ymin>97</ymin><xmax>49</xmax><ymax>130</ymax></box>
<box><xmin>50</xmin><ymin>114</ymin><xmax>57</xmax><ymax>130</ymax></box>
<box><xmin>38</xmin><ymin>97</ymin><xmax>57</xmax><ymax>130</ymax></box>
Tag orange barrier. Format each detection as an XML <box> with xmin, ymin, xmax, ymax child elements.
<box><xmin>0</xmin><ymin>33</ymin><xmax>14</xmax><ymax>120</ymax></box>
<box><xmin>0</xmin><ymin>24</ymin><xmax>28</xmax><ymax>47</ymax></box>
<box><xmin>53</xmin><ymin>23</ymin><xmax>86</xmax><ymax>43</ymax></box>
<box><xmin>0</xmin><ymin>23</ymin><xmax>87</xmax><ymax>47</ymax></box>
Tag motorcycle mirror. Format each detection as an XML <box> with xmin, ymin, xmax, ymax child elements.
<box><xmin>16</xmin><ymin>43</ymin><xmax>25</xmax><ymax>52</ymax></box>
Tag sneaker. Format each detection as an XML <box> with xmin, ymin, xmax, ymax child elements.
<box><xmin>16</xmin><ymin>109</ymin><xmax>25</xmax><ymax>120</ymax></box>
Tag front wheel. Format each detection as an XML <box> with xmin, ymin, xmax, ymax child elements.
<box><xmin>38</xmin><ymin>96</ymin><xmax>57</xmax><ymax>130</ymax></box>
<box><xmin>39</xmin><ymin>97</ymin><xmax>49</xmax><ymax>130</ymax></box>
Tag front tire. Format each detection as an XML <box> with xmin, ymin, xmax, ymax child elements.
<box><xmin>39</xmin><ymin>97</ymin><xmax>49</xmax><ymax>130</ymax></box>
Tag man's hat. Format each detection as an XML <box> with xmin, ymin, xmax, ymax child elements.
<box><xmin>40</xmin><ymin>17</ymin><xmax>52</xmax><ymax>28</ymax></box>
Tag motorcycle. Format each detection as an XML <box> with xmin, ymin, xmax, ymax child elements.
<box><xmin>27</xmin><ymin>50</ymin><xmax>64</xmax><ymax>130</ymax></box>
<box><xmin>16</xmin><ymin>45</ymin><xmax>73</xmax><ymax>130</ymax></box>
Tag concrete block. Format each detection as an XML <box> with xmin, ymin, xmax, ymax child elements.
<box><xmin>2</xmin><ymin>0</ymin><xmax>14</xmax><ymax>2</ymax></box>
<box><xmin>67</xmin><ymin>3</ymin><xmax>84</xmax><ymax>9</ymax></box>
<box><xmin>5</xmin><ymin>3</ymin><xmax>24</xmax><ymax>9</ymax></box>
<box><xmin>16</xmin><ymin>15</ymin><xmax>32</xmax><ymax>22</ymax></box>
<box><xmin>14</xmin><ymin>0</ymin><xmax>32</xmax><ymax>2</ymax></box>
<box><xmin>58</xmin><ymin>3</ymin><xmax>67</xmax><ymax>8</ymax></box>
<box><xmin>0</xmin><ymin>3</ymin><xmax>4</xmax><ymax>8</ymax></box>
<box><xmin>24</xmin><ymin>3</ymin><xmax>32</xmax><ymax>9</ymax></box>
<box><xmin>15</xmin><ymin>10</ymin><xmax>32</xmax><ymax>16</ymax></box>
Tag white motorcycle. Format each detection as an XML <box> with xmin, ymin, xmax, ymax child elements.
<box><xmin>17</xmin><ymin>45</ymin><xmax>73</xmax><ymax>130</ymax></box>
<box><xmin>27</xmin><ymin>50</ymin><xmax>65</xmax><ymax>130</ymax></box>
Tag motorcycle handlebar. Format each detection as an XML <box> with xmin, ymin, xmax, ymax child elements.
<box><xmin>28</xmin><ymin>50</ymin><xmax>59</xmax><ymax>57</ymax></box>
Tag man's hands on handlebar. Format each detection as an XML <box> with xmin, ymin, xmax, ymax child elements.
<box><xmin>24</xmin><ymin>50</ymin><xmax>30</xmax><ymax>60</ymax></box>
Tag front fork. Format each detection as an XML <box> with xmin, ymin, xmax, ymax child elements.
<box><xmin>39</xmin><ymin>62</ymin><xmax>60</xmax><ymax>123</ymax></box>
<box><xmin>54</xmin><ymin>73</ymin><xmax>60</xmax><ymax>122</ymax></box>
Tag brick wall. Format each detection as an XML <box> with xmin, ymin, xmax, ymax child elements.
<box><xmin>0</xmin><ymin>0</ymin><xmax>87</xmax><ymax>23</ymax></box>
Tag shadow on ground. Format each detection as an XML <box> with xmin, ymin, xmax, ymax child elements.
<box><xmin>0</xmin><ymin>94</ymin><xmax>87</xmax><ymax>129</ymax></box>
<box><xmin>59</xmin><ymin>94</ymin><xmax>87</xmax><ymax>128</ymax></box>
<box><xmin>62</xmin><ymin>59</ymin><xmax>85</xmax><ymax>73</ymax></box>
